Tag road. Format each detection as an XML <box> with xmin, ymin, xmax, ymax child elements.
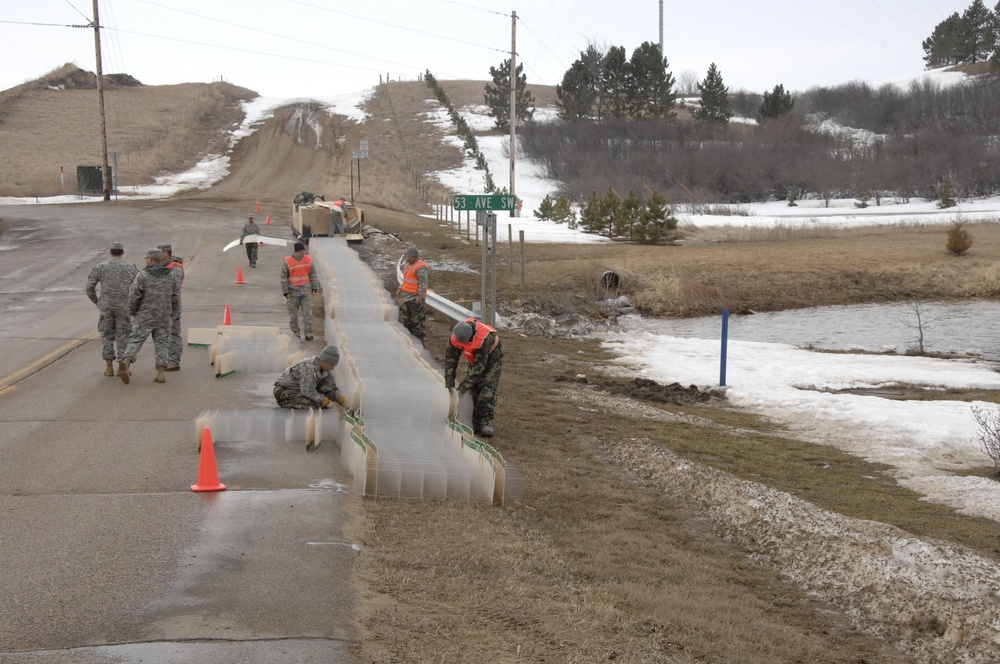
<box><xmin>0</xmin><ymin>200</ymin><xmax>358</xmax><ymax>663</ymax></box>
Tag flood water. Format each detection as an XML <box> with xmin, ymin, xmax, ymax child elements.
<box><xmin>617</xmin><ymin>300</ymin><xmax>1000</xmax><ymax>361</ymax></box>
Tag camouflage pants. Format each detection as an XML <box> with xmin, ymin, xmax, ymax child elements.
<box><xmin>98</xmin><ymin>309</ymin><xmax>132</xmax><ymax>361</ymax></box>
<box><xmin>245</xmin><ymin>242</ymin><xmax>258</xmax><ymax>265</ymax></box>
<box><xmin>123</xmin><ymin>323</ymin><xmax>170</xmax><ymax>368</ymax></box>
<box><xmin>167</xmin><ymin>311</ymin><xmax>183</xmax><ymax>365</ymax></box>
<box><xmin>273</xmin><ymin>374</ymin><xmax>337</xmax><ymax>409</ymax></box>
<box><xmin>397</xmin><ymin>298</ymin><xmax>425</xmax><ymax>342</ymax></box>
<box><xmin>287</xmin><ymin>291</ymin><xmax>313</xmax><ymax>337</ymax></box>
<box><xmin>460</xmin><ymin>344</ymin><xmax>503</xmax><ymax>430</ymax></box>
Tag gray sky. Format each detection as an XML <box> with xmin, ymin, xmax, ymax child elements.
<box><xmin>0</xmin><ymin>0</ymin><xmax>971</xmax><ymax>97</ymax></box>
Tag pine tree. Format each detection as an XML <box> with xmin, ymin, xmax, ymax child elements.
<box><xmin>625</xmin><ymin>42</ymin><xmax>676</xmax><ymax>119</ymax></box>
<box><xmin>484</xmin><ymin>59</ymin><xmax>536</xmax><ymax>132</ymax></box>
<box><xmin>959</xmin><ymin>0</ymin><xmax>996</xmax><ymax>63</ymax></box>
<box><xmin>556</xmin><ymin>61</ymin><xmax>595</xmax><ymax>121</ymax></box>
<box><xmin>640</xmin><ymin>191</ymin><xmax>675</xmax><ymax>245</ymax></box>
<box><xmin>758</xmin><ymin>84</ymin><xmax>794</xmax><ymax>121</ymax></box>
<box><xmin>551</xmin><ymin>194</ymin><xmax>576</xmax><ymax>227</ymax></box>
<box><xmin>695</xmin><ymin>63</ymin><xmax>732</xmax><ymax>124</ymax></box>
<box><xmin>614</xmin><ymin>189</ymin><xmax>642</xmax><ymax>239</ymax></box>
<box><xmin>599</xmin><ymin>188</ymin><xmax>621</xmax><ymax>238</ymax></box>
<box><xmin>534</xmin><ymin>194</ymin><xmax>555</xmax><ymax>220</ymax></box>
<box><xmin>601</xmin><ymin>46</ymin><xmax>630</xmax><ymax>119</ymax></box>
<box><xmin>924</xmin><ymin>13</ymin><xmax>965</xmax><ymax>66</ymax></box>
<box><xmin>580</xmin><ymin>190</ymin><xmax>605</xmax><ymax>234</ymax></box>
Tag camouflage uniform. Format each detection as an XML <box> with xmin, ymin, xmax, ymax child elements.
<box><xmin>122</xmin><ymin>262</ymin><xmax>181</xmax><ymax>368</ymax></box>
<box><xmin>160</xmin><ymin>245</ymin><xmax>184</xmax><ymax>369</ymax></box>
<box><xmin>241</xmin><ymin>218</ymin><xmax>261</xmax><ymax>267</ymax></box>
<box><xmin>86</xmin><ymin>253</ymin><xmax>138</xmax><ymax>361</ymax></box>
<box><xmin>397</xmin><ymin>254</ymin><xmax>428</xmax><ymax>343</ymax></box>
<box><xmin>273</xmin><ymin>356</ymin><xmax>341</xmax><ymax>409</ymax></box>
<box><xmin>281</xmin><ymin>252</ymin><xmax>320</xmax><ymax>339</ymax></box>
<box><xmin>444</xmin><ymin>327</ymin><xmax>503</xmax><ymax>434</ymax></box>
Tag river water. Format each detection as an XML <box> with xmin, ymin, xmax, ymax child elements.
<box><xmin>617</xmin><ymin>300</ymin><xmax>1000</xmax><ymax>361</ymax></box>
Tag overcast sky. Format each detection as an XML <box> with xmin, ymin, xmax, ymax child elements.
<box><xmin>0</xmin><ymin>0</ymin><xmax>974</xmax><ymax>97</ymax></box>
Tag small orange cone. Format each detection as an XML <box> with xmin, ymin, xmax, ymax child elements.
<box><xmin>265</xmin><ymin>213</ymin><xmax>271</xmax><ymax>225</ymax></box>
<box><xmin>192</xmin><ymin>428</ymin><xmax>226</xmax><ymax>492</ymax></box>
<box><xmin>223</xmin><ymin>304</ymin><xmax>232</xmax><ymax>325</ymax></box>
<box><xmin>255</xmin><ymin>201</ymin><xmax>262</xmax><ymax>213</ymax></box>
<box><xmin>235</xmin><ymin>266</ymin><xmax>245</xmax><ymax>285</ymax></box>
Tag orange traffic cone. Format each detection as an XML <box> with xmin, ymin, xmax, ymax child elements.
<box><xmin>265</xmin><ymin>213</ymin><xmax>271</xmax><ymax>225</ymax></box>
<box><xmin>255</xmin><ymin>201</ymin><xmax>262</xmax><ymax>213</ymax></box>
<box><xmin>191</xmin><ymin>428</ymin><xmax>226</xmax><ymax>492</ymax></box>
<box><xmin>235</xmin><ymin>266</ymin><xmax>245</xmax><ymax>285</ymax></box>
<box><xmin>223</xmin><ymin>304</ymin><xmax>232</xmax><ymax>325</ymax></box>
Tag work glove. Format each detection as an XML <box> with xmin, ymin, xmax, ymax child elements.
<box><xmin>335</xmin><ymin>394</ymin><xmax>347</xmax><ymax>407</ymax></box>
<box><xmin>320</xmin><ymin>396</ymin><xmax>332</xmax><ymax>408</ymax></box>
<box><xmin>312</xmin><ymin>289</ymin><xmax>318</xmax><ymax>295</ymax></box>
<box><xmin>284</xmin><ymin>293</ymin><xmax>290</xmax><ymax>299</ymax></box>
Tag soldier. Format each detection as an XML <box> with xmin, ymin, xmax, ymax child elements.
<box><xmin>444</xmin><ymin>318</ymin><xmax>503</xmax><ymax>438</ymax></box>
<box><xmin>85</xmin><ymin>241</ymin><xmax>138</xmax><ymax>376</ymax></box>
<box><xmin>281</xmin><ymin>241</ymin><xmax>320</xmax><ymax>341</ymax></box>
<box><xmin>330</xmin><ymin>197</ymin><xmax>347</xmax><ymax>234</ymax></box>
<box><xmin>396</xmin><ymin>245</ymin><xmax>428</xmax><ymax>345</ymax></box>
<box><xmin>158</xmin><ymin>243</ymin><xmax>184</xmax><ymax>371</ymax></box>
<box><xmin>240</xmin><ymin>213</ymin><xmax>261</xmax><ymax>268</ymax></box>
<box><xmin>118</xmin><ymin>248</ymin><xmax>181</xmax><ymax>385</ymax></box>
<box><xmin>273</xmin><ymin>345</ymin><xmax>347</xmax><ymax>409</ymax></box>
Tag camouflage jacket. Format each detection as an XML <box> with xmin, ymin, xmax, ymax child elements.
<box><xmin>126</xmin><ymin>265</ymin><xmax>180</xmax><ymax>328</ymax></box>
<box><xmin>274</xmin><ymin>356</ymin><xmax>334</xmax><ymax>405</ymax></box>
<box><xmin>241</xmin><ymin>222</ymin><xmax>261</xmax><ymax>242</ymax></box>
<box><xmin>86</xmin><ymin>258</ymin><xmax>139</xmax><ymax>312</ymax></box>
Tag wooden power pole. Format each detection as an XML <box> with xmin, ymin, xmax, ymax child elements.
<box><xmin>509</xmin><ymin>10</ymin><xmax>516</xmax><ymax>217</ymax></box>
<box><xmin>92</xmin><ymin>0</ymin><xmax>111</xmax><ymax>200</ymax></box>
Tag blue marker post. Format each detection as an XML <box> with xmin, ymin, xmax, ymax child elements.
<box><xmin>720</xmin><ymin>309</ymin><xmax>729</xmax><ymax>387</ymax></box>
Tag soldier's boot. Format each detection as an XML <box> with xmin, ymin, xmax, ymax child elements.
<box><xmin>165</xmin><ymin>363</ymin><xmax>180</xmax><ymax>372</ymax></box>
<box><xmin>104</xmin><ymin>359</ymin><xmax>115</xmax><ymax>377</ymax></box>
<box><xmin>118</xmin><ymin>359</ymin><xmax>131</xmax><ymax>385</ymax></box>
<box><xmin>479</xmin><ymin>424</ymin><xmax>495</xmax><ymax>438</ymax></box>
<box><xmin>154</xmin><ymin>366</ymin><xmax>166</xmax><ymax>383</ymax></box>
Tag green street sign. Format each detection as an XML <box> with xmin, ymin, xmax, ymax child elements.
<box><xmin>453</xmin><ymin>194</ymin><xmax>517</xmax><ymax>210</ymax></box>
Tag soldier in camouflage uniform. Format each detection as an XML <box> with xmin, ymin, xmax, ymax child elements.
<box><xmin>281</xmin><ymin>242</ymin><xmax>320</xmax><ymax>340</ymax></box>
<box><xmin>444</xmin><ymin>318</ymin><xmax>503</xmax><ymax>438</ymax></box>
<box><xmin>158</xmin><ymin>243</ymin><xmax>184</xmax><ymax>371</ymax></box>
<box><xmin>396</xmin><ymin>245</ymin><xmax>428</xmax><ymax>345</ymax></box>
<box><xmin>240</xmin><ymin>214</ymin><xmax>261</xmax><ymax>268</ymax></box>
<box><xmin>118</xmin><ymin>248</ymin><xmax>181</xmax><ymax>385</ymax></box>
<box><xmin>86</xmin><ymin>242</ymin><xmax>139</xmax><ymax>376</ymax></box>
<box><xmin>273</xmin><ymin>345</ymin><xmax>347</xmax><ymax>409</ymax></box>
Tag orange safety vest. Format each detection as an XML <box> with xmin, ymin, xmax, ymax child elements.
<box><xmin>451</xmin><ymin>318</ymin><xmax>499</xmax><ymax>365</ymax></box>
<box><xmin>333</xmin><ymin>199</ymin><xmax>346</xmax><ymax>208</ymax></box>
<box><xmin>284</xmin><ymin>254</ymin><xmax>313</xmax><ymax>287</ymax></box>
<box><xmin>400</xmin><ymin>259</ymin><xmax>428</xmax><ymax>296</ymax></box>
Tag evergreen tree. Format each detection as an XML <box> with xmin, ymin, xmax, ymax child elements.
<box><xmin>599</xmin><ymin>188</ymin><xmax>621</xmax><ymax>237</ymax></box>
<box><xmin>580</xmin><ymin>190</ymin><xmax>605</xmax><ymax>234</ymax></box>
<box><xmin>695</xmin><ymin>63</ymin><xmax>732</xmax><ymax>124</ymax></box>
<box><xmin>484</xmin><ymin>58</ymin><xmax>536</xmax><ymax>132</ymax></box>
<box><xmin>923</xmin><ymin>12</ymin><xmax>966</xmax><ymax>66</ymax></box>
<box><xmin>640</xmin><ymin>191</ymin><xmax>675</xmax><ymax>245</ymax></box>
<box><xmin>601</xmin><ymin>46</ymin><xmax>630</xmax><ymax>119</ymax></box>
<box><xmin>614</xmin><ymin>189</ymin><xmax>642</xmax><ymax>238</ymax></box>
<box><xmin>758</xmin><ymin>84</ymin><xmax>794</xmax><ymax>121</ymax></box>
<box><xmin>556</xmin><ymin>61</ymin><xmax>595</xmax><ymax>121</ymax></box>
<box><xmin>534</xmin><ymin>194</ymin><xmax>555</xmax><ymax>220</ymax></box>
<box><xmin>959</xmin><ymin>0</ymin><xmax>996</xmax><ymax>63</ymax></box>
<box><xmin>551</xmin><ymin>194</ymin><xmax>576</xmax><ymax>227</ymax></box>
<box><xmin>625</xmin><ymin>42</ymin><xmax>676</xmax><ymax>118</ymax></box>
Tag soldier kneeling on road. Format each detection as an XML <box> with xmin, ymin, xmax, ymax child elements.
<box><xmin>273</xmin><ymin>345</ymin><xmax>347</xmax><ymax>410</ymax></box>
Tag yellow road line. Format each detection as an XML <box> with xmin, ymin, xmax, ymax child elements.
<box><xmin>0</xmin><ymin>335</ymin><xmax>96</xmax><ymax>396</ymax></box>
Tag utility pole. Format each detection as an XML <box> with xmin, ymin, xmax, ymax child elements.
<box><xmin>659</xmin><ymin>0</ymin><xmax>664</xmax><ymax>55</ymax></box>
<box><xmin>509</xmin><ymin>10</ymin><xmax>516</xmax><ymax>217</ymax></box>
<box><xmin>92</xmin><ymin>0</ymin><xmax>111</xmax><ymax>200</ymax></box>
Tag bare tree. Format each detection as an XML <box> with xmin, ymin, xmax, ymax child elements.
<box><xmin>970</xmin><ymin>405</ymin><xmax>1000</xmax><ymax>475</ymax></box>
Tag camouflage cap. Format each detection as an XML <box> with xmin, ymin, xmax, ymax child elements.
<box><xmin>157</xmin><ymin>243</ymin><xmax>172</xmax><ymax>253</ymax></box>
<box><xmin>110</xmin><ymin>241</ymin><xmax>124</xmax><ymax>251</ymax></box>
<box><xmin>145</xmin><ymin>248</ymin><xmax>163</xmax><ymax>260</ymax></box>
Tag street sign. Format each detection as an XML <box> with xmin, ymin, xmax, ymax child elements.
<box><xmin>352</xmin><ymin>150</ymin><xmax>366</xmax><ymax>159</ymax></box>
<box><xmin>453</xmin><ymin>194</ymin><xmax>517</xmax><ymax>210</ymax></box>
<box><xmin>359</xmin><ymin>140</ymin><xmax>368</xmax><ymax>156</ymax></box>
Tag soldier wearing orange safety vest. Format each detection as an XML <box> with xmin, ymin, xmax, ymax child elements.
<box><xmin>330</xmin><ymin>197</ymin><xmax>347</xmax><ymax>234</ymax></box>
<box><xmin>444</xmin><ymin>317</ymin><xmax>503</xmax><ymax>438</ymax></box>
<box><xmin>396</xmin><ymin>245</ymin><xmax>428</xmax><ymax>344</ymax></box>
<box><xmin>281</xmin><ymin>241</ymin><xmax>320</xmax><ymax>340</ymax></box>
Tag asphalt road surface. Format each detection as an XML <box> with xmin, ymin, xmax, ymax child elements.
<box><xmin>0</xmin><ymin>200</ymin><xmax>358</xmax><ymax>663</ymax></box>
